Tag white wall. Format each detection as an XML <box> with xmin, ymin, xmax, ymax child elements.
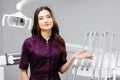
<box><xmin>0</xmin><ymin>0</ymin><xmax>3</xmax><ymax>54</ymax></box>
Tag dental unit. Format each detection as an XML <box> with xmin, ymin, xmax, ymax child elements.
<box><xmin>70</xmin><ymin>31</ymin><xmax>120</xmax><ymax>80</ymax></box>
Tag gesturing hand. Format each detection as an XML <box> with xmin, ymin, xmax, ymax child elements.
<box><xmin>73</xmin><ymin>50</ymin><xmax>93</xmax><ymax>60</ymax></box>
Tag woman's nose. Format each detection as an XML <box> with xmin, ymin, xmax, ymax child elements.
<box><xmin>43</xmin><ymin>18</ymin><xmax>48</xmax><ymax>23</ymax></box>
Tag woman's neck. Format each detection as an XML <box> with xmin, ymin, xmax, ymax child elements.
<box><xmin>41</xmin><ymin>30</ymin><xmax>52</xmax><ymax>41</ymax></box>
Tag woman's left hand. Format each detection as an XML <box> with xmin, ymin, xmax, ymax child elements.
<box><xmin>73</xmin><ymin>50</ymin><xmax>93</xmax><ymax>60</ymax></box>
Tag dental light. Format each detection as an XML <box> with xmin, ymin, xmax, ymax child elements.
<box><xmin>2</xmin><ymin>0</ymin><xmax>36</xmax><ymax>30</ymax></box>
<box><xmin>2</xmin><ymin>12</ymin><xmax>32</xmax><ymax>30</ymax></box>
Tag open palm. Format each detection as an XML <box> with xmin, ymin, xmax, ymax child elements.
<box><xmin>73</xmin><ymin>50</ymin><xmax>93</xmax><ymax>60</ymax></box>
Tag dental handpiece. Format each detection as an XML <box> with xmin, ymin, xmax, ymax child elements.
<box><xmin>97</xmin><ymin>32</ymin><xmax>106</xmax><ymax>80</ymax></box>
<box><xmin>91</xmin><ymin>32</ymin><xmax>103</xmax><ymax>80</ymax></box>
<box><xmin>98</xmin><ymin>31</ymin><xmax>110</xmax><ymax>80</ymax></box>
<box><xmin>85</xmin><ymin>32</ymin><xmax>97</xmax><ymax>71</ymax></box>
<box><xmin>72</xmin><ymin>32</ymin><xmax>89</xmax><ymax>80</ymax></box>
<box><xmin>105</xmin><ymin>33</ymin><xmax>114</xmax><ymax>80</ymax></box>
<box><xmin>88</xmin><ymin>37</ymin><xmax>100</xmax><ymax>79</ymax></box>
<box><xmin>80</xmin><ymin>32</ymin><xmax>91</xmax><ymax>70</ymax></box>
<box><xmin>87</xmin><ymin>34</ymin><xmax>99</xmax><ymax>71</ymax></box>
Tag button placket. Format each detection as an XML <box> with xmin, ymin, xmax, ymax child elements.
<box><xmin>46</xmin><ymin>41</ymin><xmax>49</xmax><ymax>49</ymax></box>
<box><xmin>47</xmin><ymin>59</ymin><xmax>50</xmax><ymax>64</ymax></box>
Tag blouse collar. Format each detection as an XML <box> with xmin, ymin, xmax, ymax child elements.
<box><xmin>36</xmin><ymin>34</ymin><xmax>54</xmax><ymax>42</ymax></box>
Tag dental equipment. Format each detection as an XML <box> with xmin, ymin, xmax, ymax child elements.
<box><xmin>2</xmin><ymin>0</ymin><xmax>35</xmax><ymax>30</ymax></box>
<box><xmin>0</xmin><ymin>53</ymin><xmax>21</xmax><ymax>66</ymax></box>
<box><xmin>105</xmin><ymin>33</ymin><xmax>115</xmax><ymax>80</ymax></box>
<box><xmin>2</xmin><ymin>12</ymin><xmax>32</xmax><ymax>30</ymax></box>
<box><xmin>0</xmin><ymin>52</ymin><xmax>21</xmax><ymax>80</ymax></box>
<box><xmin>85</xmin><ymin>32</ymin><xmax>98</xmax><ymax>71</ymax></box>
<box><xmin>80</xmin><ymin>32</ymin><xmax>93</xmax><ymax>71</ymax></box>
<box><xmin>6</xmin><ymin>53</ymin><xmax>21</xmax><ymax>65</ymax></box>
<box><xmin>81</xmin><ymin>32</ymin><xmax>97</xmax><ymax>71</ymax></box>
<box><xmin>16</xmin><ymin>0</ymin><xmax>35</xmax><ymax>11</ymax></box>
<box><xmin>69</xmin><ymin>31</ymin><xmax>120</xmax><ymax>80</ymax></box>
<box><xmin>91</xmin><ymin>32</ymin><xmax>103</xmax><ymax>80</ymax></box>
<box><xmin>72</xmin><ymin>32</ymin><xmax>90</xmax><ymax>80</ymax></box>
<box><xmin>97</xmin><ymin>32</ymin><xmax>106</xmax><ymax>80</ymax></box>
<box><xmin>112</xmin><ymin>52</ymin><xmax>120</xmax><ymax>80</ymax></box>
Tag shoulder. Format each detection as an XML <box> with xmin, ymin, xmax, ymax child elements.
<box><xmin>23</xmin><ymin>36</ymin><xmax>38</xmax><ymax>46</ymax></box>
<box><xmin>24</xmin><ymin>36</ymin><xmax>33</xmax><ymax>44</ymax></box>
<box><xmin>25</xmin><ymin>35</ymin><xmax>39</xmax><ymax>42</ymax></box>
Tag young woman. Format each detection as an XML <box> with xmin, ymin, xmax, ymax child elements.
<box><xmin>19</xmin><ymin>6</ymin><xmax>93</xmax><ymax>80</ymax></box>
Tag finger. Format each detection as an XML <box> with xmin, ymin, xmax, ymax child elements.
<box><xmin>79</xmin><ymin>50</ymin><xmax>87</xmax><ymax>54</ymax></box>
<box><xmin>85</xmin><ymin>55</ymin><xmax>93</xmax><ymax>59</ymax></box>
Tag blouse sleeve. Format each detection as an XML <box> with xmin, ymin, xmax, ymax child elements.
<box><xmin>59</xmin><ymin>43</ymin><xmax>67</xmax><ymax>68</ymax></box>
<box><xmin>19</xmin><ymin>39</ymin><xmax>31</xmax><ymax>70</ymax></box>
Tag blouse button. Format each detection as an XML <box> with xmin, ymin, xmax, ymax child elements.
<box><xmin>47</xmin><ymin>59</ymin><xmax>50</xmax><ymax>64</ymax></box>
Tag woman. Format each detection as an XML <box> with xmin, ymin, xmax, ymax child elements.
<box><xmin>19</xmin><ymin>6</ymin><xmax>93</xmax><ymax>80</ymax></box>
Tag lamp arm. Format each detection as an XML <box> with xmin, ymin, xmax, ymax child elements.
<box><xmin>16</xmin><ymin>0</ymin><xmax>35</xmax><ymax>11</ymax></box>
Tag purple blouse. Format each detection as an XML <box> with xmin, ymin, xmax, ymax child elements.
<box><xmin>19</xmin><ymin>35</ymin><xmax>67</xmax><ymax>80</ymax></box>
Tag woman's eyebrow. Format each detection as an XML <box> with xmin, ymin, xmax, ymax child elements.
<box><xmin>38</xmin><ymin>14</ymin><xmax>51</xmax><ymax>17</ymax></box>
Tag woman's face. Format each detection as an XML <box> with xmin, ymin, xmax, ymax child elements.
<box><xmin>38</xmin><ymin>10</ymin><xmax>53</xmax><ymax>31</ymax></box>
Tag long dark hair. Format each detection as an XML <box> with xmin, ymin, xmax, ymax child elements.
<box><xmin>31</xmin><ymin>6</ymin><xmax>67</xmax><ymax>62</ymax></box>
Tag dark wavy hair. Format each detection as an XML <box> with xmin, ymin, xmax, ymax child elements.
<box><xmin>31</xmin><ymin>6</ymin><xmax>67</xmax><ymax>62</ymax></box>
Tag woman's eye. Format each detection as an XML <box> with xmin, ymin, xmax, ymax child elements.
<box><xmin>38</xmin><ymin>15</ymin><xmax>51</xmax><ymax>20</ymax></box>
<box><xmin>39</xmin><ymin>17</ymin><xmax>43</xmax><ymax>20</ymax></box>
<box><xmin>47</xmin><ymin>15</ymin><xmax>51</xmax><ymax>18</ymax></box>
